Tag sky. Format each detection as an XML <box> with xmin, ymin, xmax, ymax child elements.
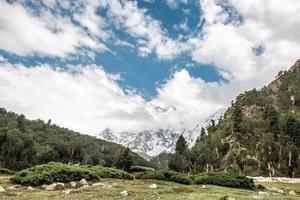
<box><xmin>0</xmin><ymin>0</ymin><xmax>300</xmax><ymax>135</ymax></box>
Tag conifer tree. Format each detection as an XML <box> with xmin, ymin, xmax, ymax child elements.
<box><xmin>175</xmin><ymin>135</ymin><xmax>188</xmax><ymax>155</ymax></box>
<box><xmin>115</xmin><ymin>147</ymin><xmax>133</xmax><ymax>171</ymax></box>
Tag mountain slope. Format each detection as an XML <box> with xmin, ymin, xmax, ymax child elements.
<box><xmin>98</xmin><ymin>110</ymin><xmax>224</xmax><ymax>160</ymax></box>
<box><xmin>190</xmin><ymin>60</ymin><xmax>300</xmax><ymax>177</ymax></box>
<box><xmin>0</xmin><ymin>108</ymin><xmax>150</xmax><ymax>170</ymax></box>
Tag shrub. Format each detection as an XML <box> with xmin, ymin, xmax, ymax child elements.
<box><xmin>0</xmin><ymin>167</ymin><xmax>15</xmax><ymax>175</ymax></box>
<box><xmin>82</xmin><ymin>165</ymin><xmax>134</xmax><ymax>180</ymax></box>
<box><xmin>194</xmin><ymin>172</ymin><xmax>255</xmax><ymax>190</ymax></box>
<box><xmin>11</xmin><ymin>162</ymin><xmax>99</xmax><ymax>186</ymax></box>
<box><xmin>135</xmin><ymin>170</ymin><xmax>192</xmax><ymax>185</ymax></box>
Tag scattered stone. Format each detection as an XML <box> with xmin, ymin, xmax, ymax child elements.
<box><xmin>8</xmin><ymin>186</ymin><xmax>16</xmax><ymax>190</ymax></box>
<box><xmin>27</xmin><ymin>186</ymin><xmax>34</xmax><ymax>191</ymax></box>
<box><xmin>79</xmin><ymin>178</ymin><xmax>88</xmax><ymax>186</ymax></box>
<box><xmin>104</xmin><ymin>185</ymin><xmax>113</xmax><ymax>189</ymax></box>
<box><xmin>45</xmin><ymin>183</ymin><xmax>57</xmax><ymax>191</ymax></box>
<box><xmin>56</xmin><ymin>183</ymin><xmax>65</xmax><ymax>190</ymax></box>
<box><xmin>202</xmin><ymin>185</ymin><xmax>206</xmax><ymax>188</ymax></box>
<box><xmin>266</xmin><ymin>186</ymin><xmax>284</xmax><ymax>194</ymax></box>
<box><xmin>70</xmin><ymin>181</ymin><xmax>76</xmax><ymax>188</ymax></box>
<box><xmin>225</xmin><ymin>197</ymin><xmax>235</xmax><ymax>200</ymax></box>
<box><xmin>0</xmin><ymin>186</ymin><xmax>6</xmax><ymax>193</ymax></box>
<box><xmin>63</xmin><ymin>189</ymin><xmax>73</xmax><ymax>195</ymax></box>
<box><xmin>41</xmin><ymin>184</ymin><xmax>47</xmax><ymax>189</ymax></box>
<box><xmin>289</xmin><ymin>191</ymin><xmax>297</xmax><ymax>196</ymax></box>
<box><xmin>258</xmin><ymin>191</ymin><xmax>270</xmax><ymax>196</ymax></box>
<box><xmin>149</xmin><ymin>184</ymin><xmax>157</xmax><ymax>189</ymax></box>
<box><xmin>120</xmin><ymin>190</ymin><xmax>128</xmax><ymax>197</ymax></box>
<box><xmin>92</xmin><ymin>182</ymin><xmax>104</xmax><ymax>187</ymax></box>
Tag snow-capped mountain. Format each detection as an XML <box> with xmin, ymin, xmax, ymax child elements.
<box><xmin>98</xmin><ymin>109</ymin><xmax>225</xmax><ymax>160</ymax></box>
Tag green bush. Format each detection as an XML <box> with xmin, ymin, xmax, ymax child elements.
<box><xmin>135</xmin><ymin>170</ymin><xmax>192</xmax><ymax>185</ymax></box>
<box><xmin>11</xmin><ymin>162</ymin><xmax>99</xmax><ymax>186</ymax></box>
<box><xmin>82</xmin><ymin>165</ymin><xmax>134</xmax><ymax>180</ymax></box>
<box><xmin>194</xmin><ymin>172</ymin><xmax>255</xmax><ymax>190</ymax></box>
<box><xmin>0</xmin><ymin>167</ymin><xmax>15</xmax><ymax>175</ymax></box>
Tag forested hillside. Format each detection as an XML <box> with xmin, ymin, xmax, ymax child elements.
<box><xmin>169</xmin><ymin>60</ymin><xmax>300</xmax><ymax>177</ymax></box>
<box><xmin>0</xmin><ymin>108</ymin><xmax>150</xmax><ymax>170</ymax></box>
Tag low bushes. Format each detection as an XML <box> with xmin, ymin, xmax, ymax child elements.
<box><xmin>11</xmin><ymin>162</ymin><xmax>99</xmax><ymax>186</ymax></box>
<box><xmin>82</xmin><ymin>165</ymin><xmax>134</xmax><ymax>180</ymax></box>
<box><xmin>11</xmin><ymin>162</ymin><xmax>134</xmax><ymax>186</ymax></box>
<box><xmin>135</xmin><ymin>170</ymin><xmax>192</xmax><ymax>185</ymax></box>
<box><xmin>193</xmin><ymin>172</ymin><xmax>255</xmax><ymax>190</ymax></box>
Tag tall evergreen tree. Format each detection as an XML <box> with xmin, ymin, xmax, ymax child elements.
<box><xmin>175</xmin><ymin>135</ymin><xmax>188</xmax><ymax>155</ymax></box>
<box><xmin>233</xmin><ymin>103</ymin><xmax>243</xmax><ymax>134</ymax></box>
<box><xmin>264</xmin><ymin>105</ymin><xmax>280</xmax><ymax>140</ymax></box>
<box><xmin>115</xmin><ymin>147</ymin><xmax>133</xmax><ymax>172</ymax></box>
<box><xmin>286</xmin><ymin>116</ymin><xmax>300</xmax><ymax>142</ymax></box>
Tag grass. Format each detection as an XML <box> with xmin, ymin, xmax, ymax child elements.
<box><xmin>0</xmin><ymin>176</ymin><xmax>299</xmax><ymax>200</ymax></box>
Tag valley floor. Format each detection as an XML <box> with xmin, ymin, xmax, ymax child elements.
<box><xmin>0</xmin><ymin>176</ymin><xmax>300</xmax><ymax>200</ymax></box>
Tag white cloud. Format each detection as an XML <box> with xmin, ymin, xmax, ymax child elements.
<box><xmin>173</xmin><ymin>18</ymin><xmax>190</xmax><ymax>32</ymax></box>
<box><xmin>105</xmin><ymin>0</ymin><xmax>190</xmax><ymax>60</ymax></box>
<box><xmin>0</xmin><ymin>63</ymin><xmax>228</xmax><ymax>134</ymax></box>
<box><xmin>190</xmin><ymin>0</ymin><xmax>300</xmax><ymax>85</ymax></box>
<box><xmin>167</xmin><ymin>0</ymin><xmax>188</xmax><ymax>9</ymax></box>
<box><xmin>0</xmin><ymin>1</ymin><xmax>108</xmax><ymax>57</ymax></box>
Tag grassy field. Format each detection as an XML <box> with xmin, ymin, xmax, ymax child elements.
<box><xmin>0</xmin><ymin>175</ymin><xmax>300</xmax><ymax>200</ymax></box>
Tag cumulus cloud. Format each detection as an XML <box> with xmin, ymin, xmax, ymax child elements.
<box><xmin>0</xmin><ymin>1</ymin><xmax>108</xmax><ymax>57</ymax></box>
<box><xmin>167</xmin><ymin>0</ymin><xmax>189</xmax><ymax>9</ymax></box>
<box><xmin>190</xmin><ymin>0</ymin><xmax>300</xmax><ymax>84</ymax></box>
<box><xmin>0</xmin><ymin>62</ymin><xmax>228</xmax><ymax>134</ymax></box>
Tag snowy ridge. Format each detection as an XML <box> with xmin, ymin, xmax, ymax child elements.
<box><xmin>98</xmin><ymin>109</ymin><xmax>225</xmax><ymax>160</ymax></box>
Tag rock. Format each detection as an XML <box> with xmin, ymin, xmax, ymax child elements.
<box><xmin>8</xmin><ymin>186</ymin><xmax>16</xmax><ymax>190</ymax></box>
<box><xmin>120</xmin><ymin>190</ymin><xmax>128</xmax><ymax>197</ymax></box>
<box><xmin>27</xmin><ymin>186</ymin><xmax>34</xmax><ymax>191</ymax></box>
<box><xmin>202</xmin><ymin>185</ymin><xmax>206</xmax><ymax>188</ymax></box>
<box><xmin>266</xmin><ymin>186</ymin><xmax>284</xmax><ymax>194</ymax></box>
<box><xmin>45</xmin><ymin>183</ymin><xmax>57</xmax><ymax>191</ymax></box>
<box><xmin>0</xmin><ymin>186</ymin><xmax>6</xmax><ymax>193</ymax></box>
<box><xmin>70</xmin><ymin>181</ymin><xmax>76</xmax><ymax>188</ymax></box>
<box><xmin>149</xmin><ymin>184</ymin><xmax>157</xmax><ymax>189</ymax></box>
<box><xmin>63</xmin><ymin>189</ymin><xmax>73</xmax><ymax>195</ymax></box>
<box><xmin>92</xmin><ymin>183</ymin><xmax>104</xmax><ymax>187</ymax></box>
<box><xmin>79</xmin><ymin>178</ymin><xmax>88</xmax><ymax>186</ymax></box>
<box><xmin>258</xmin><ymin>191</ymin><xmax>269</xmax><ymax>196</ymax></box>
<box><xmin>289</xmin><ymin>191</ymin><xmax>297</xmax><ymax>196</ymax></box>
<box><xmin>225</xmin><ymin>197</ymin><xmax>235</xmax><ymax>200</ymax></box>
<box><xmin>56</xmin><ymin>183</ymin><xmax>65</xmax><ymax>190</ymax></box>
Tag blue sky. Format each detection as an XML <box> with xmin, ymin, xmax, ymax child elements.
<box><xmin>0</xmin><ymin>0</ymin><xmax>222</xmax><ymax>100</ymax></box>
<box><xmin>0</xmin><ymin>0</ymin><xmax>299</xmax><ymax>134</ymax></box>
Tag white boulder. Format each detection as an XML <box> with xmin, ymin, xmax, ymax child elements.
<box><xmin>79</xmin><ymin>178</ymin><xmax>88</xmax><ymax>186</ymax></box>
<box><xmin>0</xmin><ymin>186</ymin><xmax>6</xmax><ymax>193</ymax></box>
<box><xmin>149</xmin><ymin>184</ymin><xmax>157</xmax><ymax>189</ymax></box>
<box><xmin>120</xmin><ymin>190</ymin><xmax>128</xmax><ymax>197</ymax></box>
